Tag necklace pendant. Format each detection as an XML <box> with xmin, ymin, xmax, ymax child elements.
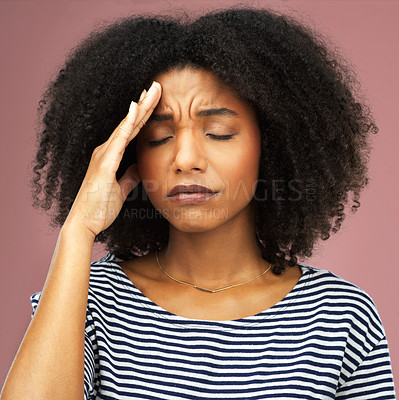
<box><xmin>194</xmin><ymin>286</ymin><xmax>216</xmax><ymax>293</ymax></box>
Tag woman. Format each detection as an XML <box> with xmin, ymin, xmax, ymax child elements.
<box><xmin>1</xmin><ymin>6</ymin><xmax>396</xmax><ymax>400</ymax></box>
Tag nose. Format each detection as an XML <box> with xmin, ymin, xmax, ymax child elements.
<box><xmin>171</xmin><ymin>130</ymin><xmax>208</xmax><ymax>174</ymax></box>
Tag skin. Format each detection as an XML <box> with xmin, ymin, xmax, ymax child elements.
<box><xmin>119</xmin><ymin>67</ymin><xmax>302</xmax><ymax>320</ymax></box>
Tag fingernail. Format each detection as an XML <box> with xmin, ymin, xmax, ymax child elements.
<box><xmin>139</xmin><ymin>89</ymin><xmax>147</xmax><ymax>101</ymax></box>
<box><xmin>145</xmin><ymin>81</ymin><xmax>157</xmax><ymax>97</ymax></box>
<box><xmin>129</xmin><ymin>101</ymin><xmax>136</xmax><ymax>115</ymax></box>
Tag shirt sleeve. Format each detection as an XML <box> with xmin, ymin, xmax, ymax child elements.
<box><xmin>30</xmin><ymin>291</ymin><xmax>98</xmax><ymax>400</ymax></box>
<box><xmin>335</xmin><ymin>331</ymin><xmax>396</xmax><ymax>399</ymax></box>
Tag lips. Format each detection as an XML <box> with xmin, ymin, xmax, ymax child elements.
<box><xmin>168</xmin><ymin>184</ymin><xmax>216</xmax><ymax>197</ymax></box>
<box><xmin>167</xmin><ymin>184</ymin><xmax>218</xmax><ymax>205</ymax></box>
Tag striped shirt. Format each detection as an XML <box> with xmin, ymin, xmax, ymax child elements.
<box><xmin>30</xmin><ymin>253</ymin><xmax>396</xmax><ymax>399</ymax></box>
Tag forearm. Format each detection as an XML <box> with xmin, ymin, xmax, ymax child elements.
<box><xmin>1</xmin><ymin>223</ymin><xmax>95</xmax><ymax>400</ymax></box>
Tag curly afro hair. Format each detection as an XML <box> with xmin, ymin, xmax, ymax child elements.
<box><xmin>30</xmin><ymin>5</ymin><xmax>378</xmax><ymax>275</ymax></box>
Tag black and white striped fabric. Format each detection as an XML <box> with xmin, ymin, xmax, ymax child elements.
<box><xmin>30</xmin><ymin>253</ymin><xmax>396</xmax><ymax>399</ymax></box>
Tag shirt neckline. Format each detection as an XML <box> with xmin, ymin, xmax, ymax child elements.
<box><xmin>107</xmin><ymin>254</ymin><xmax>314</xmax><ymax>330</ymax></box>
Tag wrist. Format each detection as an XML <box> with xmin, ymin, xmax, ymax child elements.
<box><xmin>61</xmin><ymin>220</ymin><xmax>96</xmax><ymax>243</ymax></box>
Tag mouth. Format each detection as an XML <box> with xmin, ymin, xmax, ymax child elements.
<box><xmin>167</xmin><ymin>184</ymin><xmax>219</xmax><ymax>204</ymax></box>
<box><xmin>168</xmin><ymin>184</ymin><xmax>217</xmax><ymax>197</ymax></box>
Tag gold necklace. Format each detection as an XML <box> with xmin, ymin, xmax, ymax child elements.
<box><xmin>155</xmin><ymin>250</ymin><xmax>272</xmax><ymax>293</ymax></box>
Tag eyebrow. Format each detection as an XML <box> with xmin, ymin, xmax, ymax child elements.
<box><xmin>147</xmin><ymin>107</ymin><xmax>239</xmax><ymax>123</ymax></box>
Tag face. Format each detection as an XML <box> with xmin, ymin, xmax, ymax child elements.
<box><xmin>136</xmin><ymin>67</ymin><xmax>261</xmax><ymax>232</ymax></box>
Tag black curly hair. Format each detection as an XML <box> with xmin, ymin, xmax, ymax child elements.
<box><xmin>30</xmin><ymin>5</ymin><xmax>377</xmax><ymax>275</ymax></box>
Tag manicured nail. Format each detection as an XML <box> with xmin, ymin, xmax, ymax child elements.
<box><xmin>129</xmin><ymin>101</ymin><xmax>137</xmax><ymax>115</ymax></box>
<box><xmin>145</xmin><ymin>81</ymin><xmax>157</xmax><ymax>97</ymax></box>
<box><xmin>138</xmin><ymin>89</ymin><xmax>147</xmax><ymax>102</ymax></box>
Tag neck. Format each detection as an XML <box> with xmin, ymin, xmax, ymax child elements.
<box><xmin>160</xmin><ymin>204</ymin><xmax>268</xmax><ymax>288</ymax></box>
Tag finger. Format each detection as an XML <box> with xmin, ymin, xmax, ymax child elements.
<box><xmin>127</xmin><ymin>101</ymin><xmax>159</xmax><ymax>139</ymax></box>
<box><xmin>105</xmin><ymin>88</ymin><xmax>147</xmax><ymax>146</ymax></box>
<box><xmin>110</xmin><ymin>81</ymin><xmax>160</xmax><ymax>147</ymax></box>
<box><xmin>126</xmin><ymin>81</ymin><xmax>161</xmax><ymax>137</ymax></box>
<box><xmin>101</xmin><ymin>82</ymin><xmax>161</xmax><ymax>172</ymax></box>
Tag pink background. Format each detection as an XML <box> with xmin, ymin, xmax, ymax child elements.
<box><xmin>1</xmin><ymin>0</ymin><xmax>397</xmax><ymax>391</ymax></box>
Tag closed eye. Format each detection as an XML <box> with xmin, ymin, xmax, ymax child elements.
<box><xmin>147</xmin><ymin>133</ymin><xmax>236</xmax><ymax>147</ymax></box>
<box><xmin>148</xmin><ymin>137</ymin><xmax>172</xmax><ymax>147</ymax></box>
<box><xmin>207</xmin><ymin>134</ymin><xmax>235</xmax><ymax>141</ymax></box>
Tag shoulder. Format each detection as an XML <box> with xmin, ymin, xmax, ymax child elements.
<box><xmin>89</xmin><ymin>252</ymin><xmax>151</xmax><ymax>280</ymax></box>
<box><xmin>88</xmin><ymin>252</ymin><xmax>131</xmax><ymax>290</ymax></box>
<box><xmin>297</xmin><ymin>262</ymin><xmax>386</xmax><ymax>340</ymax></box>
<box><xmin>299</xmin><ymin>262</ymin><xmax>378</xmax><ymax>304</ymax></box>
<box><xmin>87</xmin><ymin>252</ymin><xmax>154</xmax><ymax>302</ymax></box>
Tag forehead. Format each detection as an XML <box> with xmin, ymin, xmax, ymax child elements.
<box><xmin>152</xmin><ymin>67</ymin><xmax>248</xmax><ymax>114</ymax></box>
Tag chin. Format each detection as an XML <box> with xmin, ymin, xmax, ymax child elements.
<box><xmin>165</xmin><ymin>208</ymin><xmax>230</xmax><ymax>233</ymax></box>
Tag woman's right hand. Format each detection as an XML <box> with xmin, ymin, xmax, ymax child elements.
<box><xmin>64</xmin><ymin>80</ymin><xmax>161</xmax><ymax>237</ymax></box>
